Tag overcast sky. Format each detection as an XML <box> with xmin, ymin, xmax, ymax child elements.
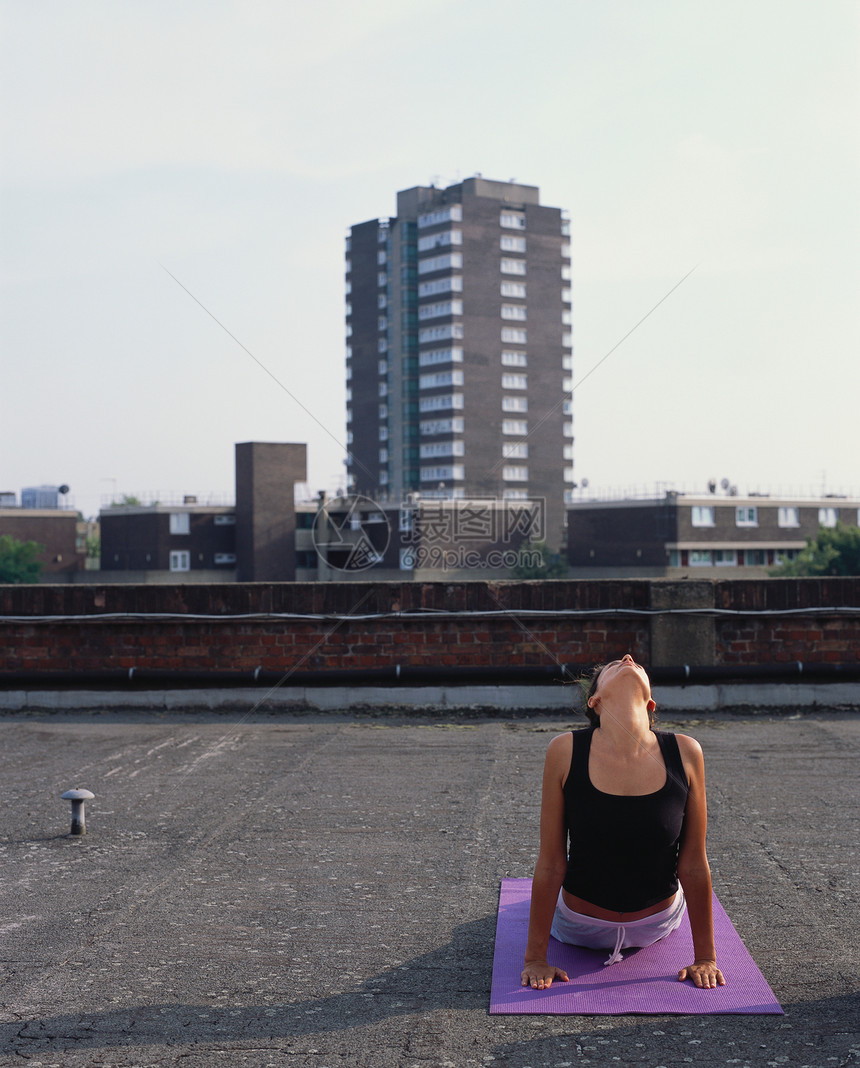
<box><xmin>2</xmin><ymin>0</ymin><xmax>858</xmax><ymax>518</ymax></box>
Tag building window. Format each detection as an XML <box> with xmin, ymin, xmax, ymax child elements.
<box><xmin>377</xmin><ymin>293</ymin><xmax>387</xmax><ymax>309</ymax></box>
<box><xmin>691</xmin><ymin>506</ymin><xmax>715</xmax><ymax>527</ymax></box>
<box><xmin>419</xmin><ymin>393</ymin><xmax>464</xmax><ymax>412</ymax></box>
<box><xmin>500</xmin><ymin>211</ymin><xmax>526</xmax><ymax>229</ymax></box>
<box><xmin>714</xmin><ymin>550</ymin><xmax>738</xmax><ymax>566</ymax></box>
<box><xmin>420</xmin><ymin>441</ymin><xmax>465</xmax><ymax>458</ymax></box>
<box><xmin>503</xmin><ymin>489</ymin><xmax>529</xmax><ymax>500</ymax></box>
<box><xmin>420</xmin><ymin>417</ymin><xmax>464</xmax><ymax>436</ymax></box>
<box><xmin>500</xmin><ymin>258</ymin><xmax>526</xmax><ymax>275</ymax></box>
<box><xmin>500</xmin><ymin>282</ymin><xmax>527</xmax><ymax>298</ymax></box>
<box><xmin>774</xmin><ymin>549</ymin><xmax>799</xmax><ymax>566</ymax></box>
<box><xmin>418</xmin><ymin>276</ymin><xmax>463</xmax><ymax>297</ymax></box>
<box><xmin>419</xmin><ymin>323</ymin><xmax>464</xmax><ymax>344</ymax></box>
<box><xmin>668</xmin><ymin>549</ymin><xmax>681</xmax><ymax>567</ymax></box>
<box><xmin>378</xmin><ymin>316</ymin><xmax>388</xmax><ymax>331</ymax></box>
<box><xmin>379</xmin><ymin>426</ymin><xmax>388</xmax><ymax>440</ymax></box>
<box><xmin>417</xmin><ymin>204</ymin><xmax>463</xmax><ymax>228</ymax></box>
<box><xmin>736</xmin><ymin>506</ymin><xmax>758</xmax><ymax>527</ymax></box>
<box><xmin>744</xmin><ymin>549</ymin><xmax>767</xmax><ymax>566</ymax></box>
<box><xmin>420</xmin><ymin>465</ymin><xmax>465</xmax><ymax>482</ymax></box>
<box><xmin>418</xmin><ymin>300</ymin><xmax>463</xmax><ymax>320</ymax></box>
<box><xmin>500</xmin><ymin>235</ymin><xmax>526</xmax><ymax>253</ymax></box>
<box><xmin>819</xmin><ymin>507</ymin><xmax>838</xmax><ymax>527</ymax></box>
<box><xmin>377</xmin><ymin>250</ymin><xmax>387</xmax><ymax>265</ymax></box>
<box><xmin>419</xmin><ymin>346</ymin><xmax>464</xmax><ymax>367</ymax></box>
<box><xmin>502</xmin><ymin>351</ymin><xmax>528</xmax><ymax>367</ymax></box>
<box><xmin>417</xmin><ymin>230</ymin><xmax>463</xmax><ymax>252</ymax></box>
<box><xmin>169</xmin><ymin>513</ymin><xmax>190</xmax><ymax>535</ymax></box>
<box><xmin>502</xmin><ymin>465</ymin><xmax>529</xmax><ymax>481</ymax></box>
<box><xmin>377</xmin><ymin>338</ymin><xmax>388</xmax><ymax>353</ymax></box>
<box><xmin>169</xmin><ymin>550</ymin><xmax>190</xmax><ymax>572</ymax></box>
<box><xmin>379</xmin><ymin>471</ymin><xmax>389</xmax><ymax>486</ymax></box>
<box><xmin>502</xmin><ymin>419</ymin><xmax>528</xmax><ymax>435</ymax></box>
<box><xmin>501</xmin><ymin>327</ymin><xmax>527</xmax><ymax>344</ymax></box>
<box><xmin>377</xmin><ymin>271</ymin><xmax>387</xmax><ymax>287</ymax></box>
<box><xmin>502</xmin><ymin>373</ymin><xmax>528</xmax><ymax>390</ymax></box>
<box><xmin>379</xmin><ymin>448</ymin><xmax>388</xmax><ymax>463</ymax></box>
<box><xmin>777</xmin><ymin>507</ymin><xmax>799</xmax><ymax>527</ymax></box>
<box><xmin>502</xmin><ymin>396</ymin><xmax>528</xmax><ymax>413</ymax></box>
<box><xmin>399</xmin><ymin>508</ymin><xmax>414</xmax><ymax>533</ymax></box>
<box><xmin>419</xmin><ymin>369</ymin><xmax>465</xmax><ymax>389</ymax></box>
<box><xmin>418</xmin><ymin>252</ymin><xmax>463</xmax><ymax>275</ymax></box>
<box><xmin>502</xmin><ymin>442</ymin><xmax>528</xmax><ymax>459</ymax></box>
<box><xmin>501</xmin><ymin>304</ymin><xmax>527</xmax><ymax>321</ymax></box>
<box><xmin>214</xmin><ymin>552</ymin><xmax>237</xmax><ymax>565</ymax></box>
<box><xmin>379</xmin><ymin>382</ymin><xmax>388</xmax><ymax>397</ymax></box>
<box><xmin>690</xmin><ymin>550</ymin><xmax>713</xmax><ymax>566</ymax></box>
<box><xmin>378</xmin><ymin>359</ymin><xmax>388</xmax><ymax>375</ymax></box>
<box><xmin>378</xmin><ymin>403</ymin><xmax>387</xmax><ymax>419</ymax></box>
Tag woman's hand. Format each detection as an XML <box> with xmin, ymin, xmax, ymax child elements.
<box><xmin>678</xmin><ymin>960</ymin><xmax>725</xmax><ymax>988</ymax></box>
<box><xmin>521</xmin><ymin>960</ymin><xmax>569</xmax><ymax>989</ymax></box>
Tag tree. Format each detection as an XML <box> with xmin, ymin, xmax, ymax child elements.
<box><xmin>772</xmin><ymin>522</ymin><xmax>860</xmax><ymax>577</ymax></box>
<box><xmin>510</xmin><ymin>539</ymin><xmax>569</xmax><ymax>579</ymax></box>
<box><xmin>0</xmin><ymin>534</ymin><xmax>44</xmax><ymax>584</ymax></box>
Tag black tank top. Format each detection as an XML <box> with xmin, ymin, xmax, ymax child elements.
<box><xmin>562</xmin><ymin>727</ymin><xmax>689</xmax><ymax>913</ymax></box>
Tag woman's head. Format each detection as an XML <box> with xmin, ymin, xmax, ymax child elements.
<box><xmin>580</xmin><ymin>655</ymin><xmax>657</xmax><ymax>726</ymax></box>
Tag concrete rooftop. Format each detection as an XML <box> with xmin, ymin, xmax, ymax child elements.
<box><xmin>1</xmin><ymin>707</ymin><xmax>858</xmax><ymax>1067</ymax></box>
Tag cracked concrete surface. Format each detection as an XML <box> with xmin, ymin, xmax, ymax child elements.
<box><xmin>0</xmin><ymin>708</ymin><xmax>858</xmax><ymax>1067</ymax></box>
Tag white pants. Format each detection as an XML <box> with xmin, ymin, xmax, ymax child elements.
<box><xmin>550</xmin><ymin>887</ymin><xmax>687</xmax><ymax>966</ymax></box>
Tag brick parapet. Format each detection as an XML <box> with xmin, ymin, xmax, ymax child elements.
<box><xmin>0</xmin><ymin>579</ymin><xmax>858</xmax><ymax>678</ymax></box>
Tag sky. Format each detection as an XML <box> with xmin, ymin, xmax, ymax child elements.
<box><xmin>2</xmin><ymin>0</ymin><xmax>858</xmax><ymax>519</ymax></box>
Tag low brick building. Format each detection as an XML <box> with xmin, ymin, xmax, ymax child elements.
<box><xmin>566</xmin><ymin>492</ymin><xmax>860</xmax><ymax>578</ymax></box>
<box><xmin>0</xmin><ymin>508</ymin><xmax>85</xmax><ymax>580</ymax></box>
<box><xmin>98</xmin><ymin>443</ymin><xmax>308</xmax><ymax>583</ymax></box>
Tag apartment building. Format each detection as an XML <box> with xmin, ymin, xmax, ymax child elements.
<box><xmin>345</xmin><ymin>177</ymin><xmax>573</xmax><ymax>550</ymax></box>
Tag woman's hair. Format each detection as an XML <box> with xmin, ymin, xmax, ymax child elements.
<box><xmin>578</xmin><ymin>662</ymin><xmax>658</xmax><ymax>727</ymax></box>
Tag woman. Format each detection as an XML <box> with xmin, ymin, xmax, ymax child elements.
<box><xmin>521</xmin><ymin>655</ymin><xmax>725</xmax><ymax>991</ymax></box>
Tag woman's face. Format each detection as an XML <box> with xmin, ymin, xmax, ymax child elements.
<box><xmin>592</xmin><ymin>654</ymin><xmax>652</xmax><ymax>701</ymax></box>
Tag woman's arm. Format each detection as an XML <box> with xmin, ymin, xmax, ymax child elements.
<box><xmin>521</xmin><ymin>732</ymin><xmax>571</xmax><ymax>990</ymax></box>
<box><xmin>676</xmin><ymin>734</ymin><xmax>726</xmax><ymax>989</ymax></box>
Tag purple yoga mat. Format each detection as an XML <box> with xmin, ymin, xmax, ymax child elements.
<box><xmin>490</xmin><ymin>878</ymin><xmax>782</xmax><ymax>1015</ymax></box>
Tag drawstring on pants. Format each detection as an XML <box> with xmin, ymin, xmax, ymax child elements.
<box><xmin>604</xmin><ymin>925</ymin><xmax>626</xmax><ymax>966</ymax></box>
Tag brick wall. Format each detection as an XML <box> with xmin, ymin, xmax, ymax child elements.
<box><xmin>0</xmin><ymin>579</ymin><xmax>858</xmax><ymax>680</ymax></box>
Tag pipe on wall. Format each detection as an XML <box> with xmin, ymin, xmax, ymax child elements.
<box><xmin>1</xmin><ymin>661</ymin><xmax>859</xmax><ymax>690</ymax></box>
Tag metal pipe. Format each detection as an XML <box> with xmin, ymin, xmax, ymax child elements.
<box><xmin>61</xmin><ymin>789</ymin><xmax>94</xmax><ymax>835</ymax></box>
<box><xmin>3</xmin><ymin>661</ymin><xmax>860</xmax><ymax>690</ymax></box>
